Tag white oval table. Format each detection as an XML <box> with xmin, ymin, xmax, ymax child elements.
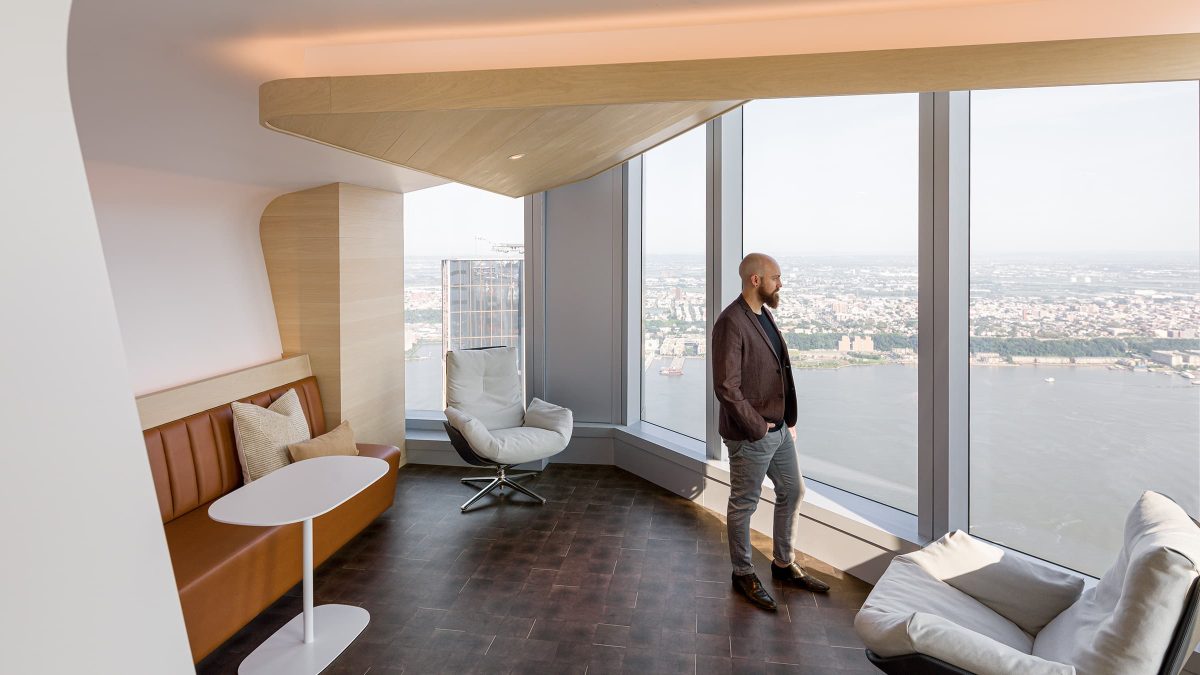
<box><xmin>209</xmin><ymin>455</ymin><xmax>389</xmax><ymax>675</ymax></box>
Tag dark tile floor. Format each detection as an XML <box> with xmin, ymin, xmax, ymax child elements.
<box><xmin>198</xmin><ymin>463</ymin><xmax>877</xmax><ymax>675</ymax></box>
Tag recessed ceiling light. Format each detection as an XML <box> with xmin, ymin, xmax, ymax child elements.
<box><xmin>508</xmin><ymin>153</ymin><xmax>526</xmax><ymax>160</ymax></box>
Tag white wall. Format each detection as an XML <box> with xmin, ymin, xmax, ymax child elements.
<box><xmin>67</xmin><ymin>0</ymin><xmax>443</xmax><ymax>395</ymax></box>
<box><xmin>86</xmin><ymin>162</ymin><xmax>285</xmax><ymax>394</ymax></box>
<box><xmin>0</xmin><ymin>1</ymin><xmax>193</xmax><ymax>671</ymax></box>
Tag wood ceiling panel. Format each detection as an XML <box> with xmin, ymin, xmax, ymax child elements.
<box><xmin>265</xmin><ymin>101</ymin><xmax>743</xmax><ymax>196</ymax></box>
<box><xmin>261</xmin><ymin>33</ymin><xmax>1200</xmax><ymax>197</ymax></box>
<box><xmin>270</xmin><ymin>112</ymin><xmax>405</xmax><ymax>158</ymax></box>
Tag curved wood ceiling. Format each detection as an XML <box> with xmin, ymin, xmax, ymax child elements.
<box><xmin>261</xmin><ymin>33</ymin><xmax>1200</xmax><ymax>197</ymax></box>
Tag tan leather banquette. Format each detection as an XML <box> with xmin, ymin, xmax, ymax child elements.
<box><xmin>142</xmin><ymin>376</ymin><xmax>400</xmax><ymax>663</ymax></box>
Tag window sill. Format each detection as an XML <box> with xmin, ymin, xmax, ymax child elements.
<box><xmin>406</xmin><ymin>415</ymin><xmax>922</xmax><ymax>552</ymax></box>
<box><xmin>612</xmin><ymin>421</ymin><xmax>708</xmax><ymax>465</ymax></box>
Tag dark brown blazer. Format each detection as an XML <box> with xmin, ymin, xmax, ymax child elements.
<box><xmin>712</xmin><ymin>295</ymin><xmax>797</xmax><ymax>441</ymax></box>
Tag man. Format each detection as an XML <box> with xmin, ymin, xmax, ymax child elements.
<box><xmin>712</xmin><ymin>252</ymin><xmax>829</xmax><ymax>611</ymax></box>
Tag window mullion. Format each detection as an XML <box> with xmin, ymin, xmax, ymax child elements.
<box><xmin>708</xmin><ymin>108</ymin><xmax>743</xmax><ymax>461</ymax></box>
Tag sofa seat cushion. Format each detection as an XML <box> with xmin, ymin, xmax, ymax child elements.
<box><xmin>165</xmin><ymin>500</ymin><xmax>303</xmax><ymax>661</ymax></box>
<box><xmin>165</xmin><ymin>503</ymin><xmax>288</xmax><ymax>593</ymax></box>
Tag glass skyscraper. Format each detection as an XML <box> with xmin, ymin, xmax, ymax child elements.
<box><xmin>441</xmin><ymin>258</ymin><xmax>523</xmax><ymax>358</ymax></box>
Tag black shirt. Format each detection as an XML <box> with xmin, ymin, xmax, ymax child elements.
<box><xmin>756</xmin><ymin>310</ymin><xmax>786</xmax><ymax>428</ymax></box>
<box><xmin>756</xmin><ymin>311</ymin><xmax>785</xmax><ymax>368</ymax></box>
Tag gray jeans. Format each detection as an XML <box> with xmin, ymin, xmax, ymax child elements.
<box><xmin>725</xmin><ymin>426</ymin><xmax>806</xmax><ymax>576</ymax></box>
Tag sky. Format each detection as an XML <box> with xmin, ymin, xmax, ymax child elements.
<box><xmin>406</xmin><ymin>81</ymin><xmax>1199</xmax><ymax>260</ymax></box>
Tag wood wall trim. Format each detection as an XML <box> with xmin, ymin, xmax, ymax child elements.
<box><xmin>259</xmin><ymin>33</ymin><xmax>1200</xmax><ymax>197</ymax></box>
<box><xmin>134</xmin><ymin>354</ymin><xmax>312</xmax><ymax>430</ymax></box>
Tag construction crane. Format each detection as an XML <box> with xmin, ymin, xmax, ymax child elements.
<box><xmin>474</xmin><ymin>236</ymin><xmax>524</xmax><ymax>255</ymax></box>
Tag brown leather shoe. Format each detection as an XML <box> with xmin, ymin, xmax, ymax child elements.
<box><xmin>732</xmin><ymin>572</ymin><xmax>777</xmax><ymax>611</ymax></box>
<box><xmin>771</xmin><ymin>562</ymin><xmax>831</xmax><ymax>593</ymax></box>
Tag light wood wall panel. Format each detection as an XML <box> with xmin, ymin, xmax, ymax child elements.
<box><xmin>134</xmin><ymin>355</ymin><xmax>313</xmax><ymax>430</ymax></box>
<box><xmin>260</xmin><ymin>183</ymin><xmax>406</xmax><ymax>463</ymax></box>
<box><xmin>260</xmin><ymin>33</ymin><xmax>1200</xmax><ymax>197</ymax></box>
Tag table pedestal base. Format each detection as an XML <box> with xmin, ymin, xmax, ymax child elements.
<box><xmin>238</xmin><ymin>604</ymin><xmax>369</xmax><ymax>675</ymax></box>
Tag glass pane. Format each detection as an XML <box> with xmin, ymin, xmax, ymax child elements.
<box><xmin>642</xmin><ymin>126</ymin><xmax>708</xmax><ymax>439</ymax></box>
<box><xmin>404</xmin><ymin>183</ymin><xmax>525</xmax><ymax>412</ymax></box>
<box><xmin>969</xmin><ymin>81</ymin><xmax>1200</xmax><ymax>575</ymax></box>
<box><xmin>742</xmin><ymin>94</ymin><xmax>920</xmax><ymax>514</ymax></box>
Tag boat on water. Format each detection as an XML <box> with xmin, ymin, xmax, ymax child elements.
<box><xmin>1043</xmin><ymin>377</ymin><xmax>1055</xmax><ymax>383</ymax></box>
<box><xmin>660</xmin><ymin>356</ymin><xmax>685</xmax><ymax>376</ymax></box>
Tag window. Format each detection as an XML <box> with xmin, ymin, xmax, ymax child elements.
<box><xmin>404</xmin><ymin>183</ymin><xmax>525</xmax><ymax>413</ymax></box>
<box><xmin>641</xmin><ymin>126</ymin><xmax>708</xmax><ymax>439</ymax></box>
<box><xmin>969</xmin><ymin>82</ymin><xmax>1200</xmax><ymax>575</ymax></box>
<box><xmin>742</xmin><ymin>95</ymin><xmax>921</xmax><ymax>514</ymax></box>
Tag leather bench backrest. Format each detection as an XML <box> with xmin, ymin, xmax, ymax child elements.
<box><xmin>142</xmin><ymin>377</ymin><xmax>327</xmax><ymax>524</ymax></box>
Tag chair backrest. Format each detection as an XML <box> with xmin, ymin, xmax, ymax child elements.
<box><xmin>1033</xmin><ymin>491</ymin><xmax>1200</xmax><ymax>675</ymax></box>
<box><xmin>445</xmin><ymin>346</ymin><xmax>525</xmax><ymax>430</ymax></box>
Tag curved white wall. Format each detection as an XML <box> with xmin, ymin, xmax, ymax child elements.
<box><xmin>0</xmin><ymin>1</ymin><xmax>192</xmax><ymax>670</ymax></box>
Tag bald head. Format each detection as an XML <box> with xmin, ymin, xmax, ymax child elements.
<box><xmin>739</xmin><ymin>253</ymin><xmax>783</xmax><ymax>310</ymax></box>
<box><xmin>739</xmin><ymin>253</ymin><xmax>779</xmax><ymax>288</ymax></box>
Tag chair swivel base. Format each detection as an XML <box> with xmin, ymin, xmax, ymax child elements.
<box><xmin>460</xmin><ymin>466</ymin><xmax>546</xmax><ymax>512</ymax></box>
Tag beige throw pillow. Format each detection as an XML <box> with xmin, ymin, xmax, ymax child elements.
<box><xmin>231</xmin><ymin>388</ymin><xmax>310</xmax><ymax>483</ymax></box>
<box><xmin>288</xmin><ymin>421</ymin><xmax>359</xmax><ymax>462</ymax></box>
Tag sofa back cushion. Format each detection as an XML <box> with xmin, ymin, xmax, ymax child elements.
<box><xmin>143</xmin><ymin>377</ymin><xmax>326</xmax><ymax>523</ymax></box>
<box><xmin>1033</xmin><ymin>491</ymin><xmax>1200</xmax><ymax>674</ymax></box>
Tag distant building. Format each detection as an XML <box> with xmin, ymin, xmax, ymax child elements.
<box><xmin>837</xmin><ymin>335</ymin><xmax>874</xmax><ymax>353</ymax></box>
<box><xmin>1167</xmin><ymin>329</ymin><xmax>1197</xmax><ymax>339</ymax></box>
<box><xmin>442</xmin><ymin>258</ymin><xmax>523</xmax><ymax>361</ymax></box>
<box><xmin>1149</xmin><ymin>350</ymin><xmax>1182</xmax><ymax>367</ymax></box>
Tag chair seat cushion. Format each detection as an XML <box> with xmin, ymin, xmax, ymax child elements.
<box><xmin>481</xmin><ymin>426</ymin><xmax>568</xmax><ymax>464</ymax></box>
<box><xmin>445</xmin><ymin>406</ymin><xmax>571</xmax><ymax>465</ymax></box>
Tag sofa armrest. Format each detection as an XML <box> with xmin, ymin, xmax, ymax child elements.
<box><xmin>907</xmin><ymin>531</ymin><xmax>1085</xmax><ymax>635</ymax></box>
<box><xmin>907</xmin><ymin>612</ymin><xmax>1076</xmax><ymax>675</ymax></box>
<box><xmin>356</xmin><ymin>443</ymin><xmax>401</xmax><ymax>471</ymax></box>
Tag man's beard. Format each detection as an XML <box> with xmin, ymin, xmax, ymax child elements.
<box><xmin>758</xmin><ymin>286</ymin><xmax>780</xmax><ymax>309</ymax></box>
